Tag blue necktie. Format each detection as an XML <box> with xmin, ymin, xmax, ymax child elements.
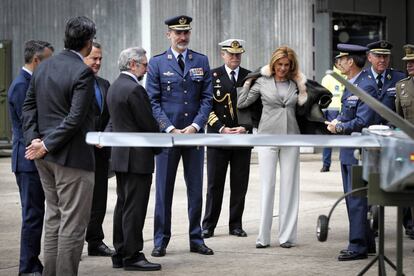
<box><xmin>94</xmin><ymin>80</ymin><xmax>103</xmax><ymax>112</ymax></box>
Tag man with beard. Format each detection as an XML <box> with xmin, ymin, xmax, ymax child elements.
<box><xmin>202</xmin><ymin>39</ymin><xmax>252</xmax><ymax>239</ymax></box>
<box><xmin>146</xmin><ymin>15</ymin><xmax>213</xmax><ymax>257</ymax></box>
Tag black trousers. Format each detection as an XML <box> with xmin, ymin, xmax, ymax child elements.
<box><xmin>86</xmin><ymin>147</ymin><xmax>110</xmax><ymax>247</ymax></box>
<box><xmin>202</xmin><ymin>147</ymin><xmax>251</xmax><ymax>231</ymax></box>
<box><xmin>113</xmin><ymin>172</ymin><xmax>152</xmax><ymax>261</ymax></box>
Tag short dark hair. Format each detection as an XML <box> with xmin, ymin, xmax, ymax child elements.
<box><xmin>64</xmin><ymin>16</ymin><xmax>96</xmax><ymax>51</ymax></box>
<box><xmin>24</xmin><ymin>40</ymin><xmax>54</xmax><ymax>63</ymax></box>
<box><xmin>348</xmin><ymin>54</ymin><xmax>366</xmax><ymax>68</ymax></box>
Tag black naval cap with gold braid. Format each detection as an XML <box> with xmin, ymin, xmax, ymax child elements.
<box><xmin>165</xmin><ymin>15</ymin><xmax>192</xmax><ymax>31</ymax></box>
<box><xmin>366</xmin><ymin>40</ymin><xmax>392</xmax><ymax>55</ymax></box>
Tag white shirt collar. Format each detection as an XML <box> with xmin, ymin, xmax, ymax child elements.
<box><xmin>68</xmin><ymin>49</ymin><xmax>84</xmax><ymax>61</ymax></box>
<box><xmin>121</xmin><ymin>71</ymin><xmax>139</xmax><ymax>84</ymax></box>
<box><xmin>349</xmin><ymin>71</ymin><xmax>362</xmax><ymax>84</ymax></box>
<box><xmin>224</xmin><ymin>65</ymin><xmax>240</xmax><ymax>81</ymax></box>
<box><xmin>170</xmin><ymin>48</ymin><xmax>187</xmax><ymax>61</ymax></box>
<box><xmin>370</xmin><ymin>66</ymin><xmax>385</xmax><ymax>81</ymax></box>
<box><xmin>22</xmin><ymin>66</ymin><xmax>33</xmax><ymax>76</ymax></box>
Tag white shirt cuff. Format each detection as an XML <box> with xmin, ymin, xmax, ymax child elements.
<box><xmin>165</xmin><ymin>126</ymin><xmax>175</xmax><ymax>133</ymax></box>
<box><xmin>191</xmin><ymin>123</ymin><xmax>200</xmax><ymax>132</ymax></box>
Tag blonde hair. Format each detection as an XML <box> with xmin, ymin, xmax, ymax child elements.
<box><xmin>269</xmin><ymin>46</ymin><xmax>299</xmax><ymax>80</ymax></box>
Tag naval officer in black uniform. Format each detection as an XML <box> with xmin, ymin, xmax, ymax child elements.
<box><xmin>202</xmin><ymin>39</ymin><xmax>252</xmax><ymax>238</ymax></box>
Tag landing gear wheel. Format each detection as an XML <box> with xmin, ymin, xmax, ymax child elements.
<box><xmin>316</xmin><ymin>215</ymin><xmax>329</xmax><ymax>242</ymax></box>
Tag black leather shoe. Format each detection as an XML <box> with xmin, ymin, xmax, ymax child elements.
<box><xmin>202</xmin><ymin>229</ymin><xmax>214</xmax><ymax>238</ymax></box>
<box><xmin>124</xmin><ymin>255</ymin><xmax>161</xmax><ymax>271</ymax></box>
<box><xmin>340</xmin><ymin>247</ymin><xmax>376</xmax><ymax>255</ymax></box>
<box><xmin>151</xmin><ymin>246</ymin><xmax>166</xmax><ymax>257</ymax></box>
<box><xmin>88</xmin><ymin>242</ymin><xmax>115</xmax><ymax>257</ymax></box>
<box><xmin>190</xmin><ymin>244</ymin><xmax>214</xmax><ymax>255</ymax></box>
<box><xmin>320</xmin><ymin>166</ymin><xmax>330</xmax><ymax>172</ymax></box>
<box><xmin>256</xmin><ymin>243</ymin><xmax>270</xmax><ymax>249</ymax></box>
<box><xmin>111</xmin><ymin>255</ymin><xmax>123</xmax><ymax>269</ymax></box>
<box><xmin>280</xmin><ymin>242</ymin><xmax>294</xmax><ymax>248</ymax></box>
<box><xmin>338</xmin><ymin>251</ymin><xmax>367</xmax><ymax>261</ymax></box>
<box><xmin>229</xmin><ymin>228</ymin><xmax>247</xmax><ymax>237</ymax></box>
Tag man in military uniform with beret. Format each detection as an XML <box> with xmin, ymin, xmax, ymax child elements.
<box><xmin>366</xmin><ymin>40</ymin><xmax>406</xmax><ymax>124</ymax></box>
<box><xmin>201</xmin><ymin>39</ymin><xmax>251</xmax><ymax>239</ymax></box>
<box><xmin>395</xmin><ymin>44</ymin><xmax>414</xmax><ymax>238</ymax></box>
<box><xmin>146</xmin><ymin>15</ymin><xmax>214</xmax><ymax>257</ymax></box>
<box><xmin>326</xmin><ymin>43</ymin><xmax>377</xmax><ymax>261</ymax></box>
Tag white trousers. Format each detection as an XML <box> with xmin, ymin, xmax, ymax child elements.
<box><xmin>256</xmin><ymin>146</ymin><xmax>300</xmax><ymax>245</ymax></box>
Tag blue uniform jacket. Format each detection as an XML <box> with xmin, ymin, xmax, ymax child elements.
<box><xmin>336</xmin><ymin>70</ymin><xmax>378</xmax><ymax>164</ymax></box>
<box><xmin>365</xmin><ymin>67</ymin><xmax>405</xmax><ymax>124</ymax></box>
<box><xmin>146</xmin><ymin>48</ymin><xmax>213</xmax><ymax>132</ymax></box>
<box><xmin>7</xmin><ymin>69</ymin><xmax>37</xmax><ymax>172</ymax></box>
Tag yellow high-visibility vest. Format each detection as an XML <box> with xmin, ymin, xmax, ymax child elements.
<box><xmin>321</xmin><ymin>66</ymin><xmax>345</xmax><ymax>110</ymax></box>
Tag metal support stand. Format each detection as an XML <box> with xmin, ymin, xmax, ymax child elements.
<box><xmin>357</xmin><ymin>206</ymin><xmax>399</xmax><ymax>276</ymax></box>
<box><xmin>353</xmin><ymin>169</ymin><xmax>411</xmax><ymax>276</ymax></box>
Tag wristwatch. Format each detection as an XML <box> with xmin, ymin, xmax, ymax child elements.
<box><xmin>335</xmin><ymin>124</ymin><xmax>344</xmax><ymax>134</ymax></box>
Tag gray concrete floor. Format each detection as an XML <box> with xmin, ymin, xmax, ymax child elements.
<box><xmin>0</xmin><ymin>151</ymin><xmax>413</xmax><ymax>276</ymax></box>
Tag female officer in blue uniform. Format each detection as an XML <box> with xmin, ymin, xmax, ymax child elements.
<box><xmin>146</xmin><ymin>15</ymin><xmax>213</xmax><ymax>257</ymax></box>
<box><xmin>326</xmin><ymin>44</ymin><xmax>378</xmax><ymax>261</ymax></box>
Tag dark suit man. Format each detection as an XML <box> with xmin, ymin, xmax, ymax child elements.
<box><xmin>22</xmin><ymin>16</ymin><xmax>97</xmax><ymax>276</ymax></box>
<box><xmin>202</xmin><ymin>39</ymin><xmax>251</xmax><ymax>239</ymax></box>
<box><xmin>7</xmin><ymin>40</ymin><xmax>53</xmax><ymax>276</ymax></box>
<box><xmin>327</xmin><ymin>44</ymin><xmax>377</xmax><ymax>261</ymax></box>
<box><xmin>146</xmin><ymin>15</ymin><xmax>213</xmax><ymax>257</ymax></box>
<box><xmin>107</xmin><ymin>47</ymin><xmax>161</xmax><ymax>271</ymax></box>
<box><xmin>83</xmin><ymin>42</ymin><xmax>114</xmax><ymax>257</ymax></box>
<box><xmin>366</xmin><ymin>40</ymin><xmax>406</xmax><ymax>125</ymax></box>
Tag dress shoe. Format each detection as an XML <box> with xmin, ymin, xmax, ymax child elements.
<box><xmin>151</xmin><ymin>246</ymin><xmax>166</xmax><ymax>257</ymax></box>
<box><xmin>340</xmin><ymin>247</ymin><xmax>376</xmax><ymax>256</ymax></box>
<box><xmin>88</xmin><ymin>242</ymin><xmax>115</xmax><ymax>257</ymax></box>
<box><xmin>338</xmin><ymin>251</ymin><xmax>367</xmax><ymax>261</ymax></box>
<box><xmin>190</xmin><ymin>244</ymin><xmax>214</xmax><ymax>255</ymax></box>
<box><xmin>124</xmin><ymin>255</ymin><xmax>161</xmax><ymax>271</ymax></box>
<box><xmin>256</xmin><ymin>243</ymin><xmax>270</xmax><ymax>249</ymax></box>
<box><xmin>202</xmin><ymin>229</ymin><xmax>214</xmax><ymax>238</ymax></box>
<box><xmin>320</xmin><ymin>166</ymin><xmax>330</xmax><ymax>172</ymax></box>
<box><xmin>229</xmin><ymin>228</ymin><xmax>247</xmax><ymax>237</ymax></box>
<box><xmin>280</xmin><ymin>242</ymin><xmax>294</xmax><ymax>248</ymax></box>
<box><xmin>111</xmin><ymin>254</ymin><xmax>123</xmax><ymax>269</ymax></box>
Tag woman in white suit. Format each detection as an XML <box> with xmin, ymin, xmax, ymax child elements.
<box><xmin>237</xmin><ymin>46</ymin><xmax>307</xmax><ymax>248</ymax></box>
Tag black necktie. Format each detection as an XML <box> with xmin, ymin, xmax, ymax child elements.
<box><xmin>177</xmin><ymin>54</ymin><xmax>185</xmax><ymax>72</ymax></box>
<box><xmin>230</xmin><ymin>70</ymin><xmax>236</xmax><ymax>86</ymax></box>
<box><xmin>376</xmin><ymin>74</ymin><xmax>383</xmax><ymax>91</ymax></box>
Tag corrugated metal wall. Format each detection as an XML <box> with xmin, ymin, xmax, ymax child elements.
<box><xmin>1</xmin><ymin>0</ymin><xmax>316</xmax><ymax>82</ymax></box>
<box><xmin>0</xmin><ymin>0</ymin><xmax>142</xmax><ymax>83</ymax></box>
<box><xmin>150</xmin><ymin>0</ymin><xmax>315</xmax><ymax>77</ymax></box>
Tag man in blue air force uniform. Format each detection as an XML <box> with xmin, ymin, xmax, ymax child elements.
<box><xmin>146</xmin><ymin>15</ymin><xmax>214</xmax><ymax>257</ymax></box>
<box><xmin>326</xmin><ymin>44</ymin><xmax>377</xmax><ymax>261</ymax></box>
<box><xmin>365</xmin><ymin>40</ymin><xmax>406</xmax><ymax>125</ymax></box>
